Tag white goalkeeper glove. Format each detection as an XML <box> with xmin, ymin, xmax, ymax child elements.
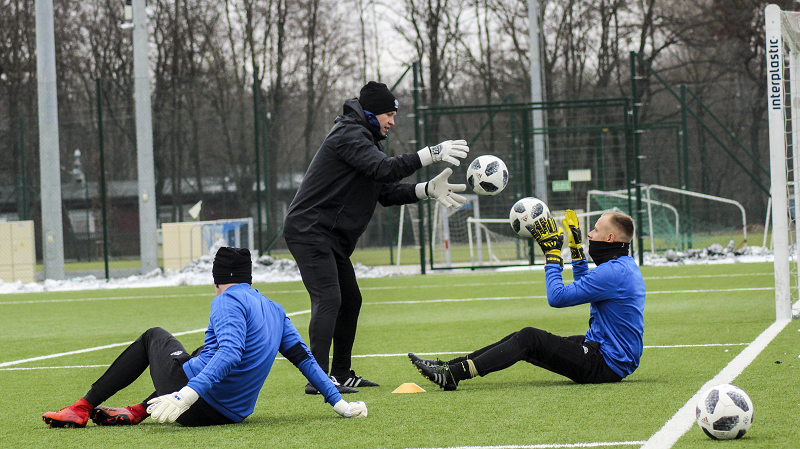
<box><xmin>333</xmin><ymin>399</ymin><xmax>368</xmax><ymax>418</ymax></box>
<box><xmin>146</xmin><ymin>386</ymin><xmax>199</xmax><ymax>423</ymax></box>
<box><xmin>417</xmin><ymin>139</ymin><xmax>469</xmax><ymax>166</ymax></box>
<box><xmin>415</xmin><ymin>168</ymin><xmax>467</xmax><ymax>209</ymax></box>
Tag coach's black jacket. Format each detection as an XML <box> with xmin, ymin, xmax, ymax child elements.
<box><xmin>283</xmin><ymin>98</ymin><xmax>422</xmax><ymax>256</ymax></box>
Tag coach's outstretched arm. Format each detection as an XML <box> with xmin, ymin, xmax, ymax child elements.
<box><xmin>417</xmin><ymin>140</ymin><xmax>470</xmax><ymax>166</ymax></box>
<box><xmin>415</xmin><ymin>168</ymin><xmax>467</xmax><ymax>209</ymax></box>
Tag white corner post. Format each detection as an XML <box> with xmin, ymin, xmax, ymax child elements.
<box><xmin>36</xmin><ymin>0</ymin><xmax>65</xmax><ymax>280</ymax></box>
<box><xmin>528</xmin><ymin>0</ymin><xmax>547</xmax><ymax>202</ymax></box>
<box><xmin>765</xmin><ymin>4</ymin><xmax>792</xmax><ymax>321</ymax></box>
<box><xmin>132</xmin><ymin>0</ymin><xmax>159</xmax><ymax>274</ymax></box>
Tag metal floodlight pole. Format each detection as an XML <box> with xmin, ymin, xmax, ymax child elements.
<box><xmin>132</xmin><ymin>0</ymin><xmax>158</xmax><ymax>274</ymax></box>
<box><xmin>36</xmin><ymin>0</ymin><xmax>65</xmax><ymax>280</ymax></box>
<box><xmin>96</xmin><ymin>78</ymin><xmax>110</xmax><ymax>280</ymax></box>
<box><xmin>528</xmin><ymin>0</ymin><xmax>547</xmax><ymax>202</ymax></box>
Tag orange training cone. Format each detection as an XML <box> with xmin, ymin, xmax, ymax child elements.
<box><xmin>392</xmin><ymin>382</ymin><xmax>426</xmax><ymax>393</ymax></box>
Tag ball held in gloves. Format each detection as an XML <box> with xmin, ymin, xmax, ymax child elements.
<box><xmin>509</xmin><ymin>197</ymin><xmax>550</xmax><ymax>238</ymax></box>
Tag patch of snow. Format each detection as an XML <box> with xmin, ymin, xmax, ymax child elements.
<box><xmin>0</xmin><ymin>250</ymin><xmax>394</xmax><ymax>294</ymax></box>
<box><xmin>644</xmin><ymin>242</ymin><xmax>773</xmax><ymax>266</ymax></box>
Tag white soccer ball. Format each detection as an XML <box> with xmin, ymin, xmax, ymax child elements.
<box><xmin>509</xmin><ymin>197</ymin><xmax>550</xmax><ymax>238</ymax></box>
<box><xmin>466</xmin><ymin>155</ymin><xmax>508</xmax><ymax>195</ymax></box>
<box><xmin>696</xmin><ymin>384</ymin><xmax>753</xmax><ymax>440</ymax></box>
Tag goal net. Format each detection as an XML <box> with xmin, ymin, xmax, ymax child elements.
<box><xmin>396</xmin><ymin>196</ymin><xmax>533</xmax><ymax>269</ymax></box>
<box><xmin>587</xmin><ymin>186</ymin><xmax>748</xmax><ymax>256</ymax></box>
<box><xmin>765</xmin><ymin>4</ymin><xmax>799</xmax><ymax>320</ymax></box>
<box><xmin>434</xmin><ymin>195</ymin><xmax>539</xmax><ymax>268</ymax></box>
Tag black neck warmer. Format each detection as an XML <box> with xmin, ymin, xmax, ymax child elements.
<box><xmin>588</xmin><ymin>241</ymin><xmax>630</xmax><ymax>265</ymax></box>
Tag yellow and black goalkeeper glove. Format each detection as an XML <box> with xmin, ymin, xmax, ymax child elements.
<box><xmin>531</xmin><ymin>217</ymin><xmax>564</xmax><ymax>267</ymax></box>
<box><xmin>562</xmin><ymin>209</ymin><xmax>585</xmax><ymax>261</ymax></box>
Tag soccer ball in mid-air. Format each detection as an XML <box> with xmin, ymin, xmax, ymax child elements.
<box><xmin>509</xmin><ymin>197</ymin><xmax>550</xmax><ymax>238</ymax></box>
<box><xmin>466</xmin><ymin>155</ymin><xmax>508</xmax><ymax>195</ymax></box>
<box><xmin>696</xmin><ymin>384</ymin><xmax>753</xmax><ymax>440</ymax></box>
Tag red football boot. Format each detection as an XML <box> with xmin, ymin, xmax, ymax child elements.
<box><xmin>42</xmin><ymin>404</ymin><xmax>90</xmax><ymax>428</ymax></box>
<box><xmin>90</xmin><ymin>404</ymin><xmax>147</xmax><ymax>426</ymax></box>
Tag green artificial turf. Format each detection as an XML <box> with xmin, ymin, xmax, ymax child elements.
<box><xmin>1</xmin><ymin>262</ymin><xmax>797</xmax><ymax>448</ymax></box>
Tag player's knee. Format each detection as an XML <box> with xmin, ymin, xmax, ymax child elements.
<box><xmin>516</xmin><ymin>326</ymin><xmax>544</xmax><ymax>347</ymax></box>
<box><xmin>142</xmin><ymin>326</ymin><xmax>167</xmax><ymax>339</ymax></box>
<box><xmin>137</xmin><ymin>327</ymin><xmax>168</xmax><ymax>346</ymax></box>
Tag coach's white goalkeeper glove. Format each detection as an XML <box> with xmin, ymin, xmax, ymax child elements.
<box><xmin>333</xmin><ymin>400</ymin><xmax>368</xmax><ymax>418</ymax></box>
<box><xmin>415</xmin><ymin>168</ymin><xmax>467</xmax><ymax>209</ymax></box>
<box><xmin>146</xmin><ymin>386</ymin><xmax>199</xmax><ymax>423</ymax></box>
<box><xmin>418</xmin><ymin>139</ymin><xmax>470</xmax><ymax>166</ymax></box>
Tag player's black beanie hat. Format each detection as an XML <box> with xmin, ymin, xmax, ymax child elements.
<box><xmin>212</xmin><ymin>247</ymin><xmax>252</xmax><ymax>285</ymax></box>
<box><xmin>358</xmin><ymin>81</ymin><xmax>398</xmax><ymax>115</ymax></box>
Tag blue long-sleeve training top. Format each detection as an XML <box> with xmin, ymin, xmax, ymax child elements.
<box><xmin>544</xmin><ymin>257</ymin><xmax>646</xmax><ymax>378</ymax></box>
<box><xmin>183</xmin><ymin>283</ymin><xmax>341</xmax><ymax>422</ymax></box>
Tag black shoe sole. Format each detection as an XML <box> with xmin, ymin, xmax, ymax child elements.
<box><xmin>42</xmin><ymin>417</ymin><xmax>86</xmax><ymax>428</ymax></box>
<box><xmin>408</xmin><ymin>352</ymin><xmax>443</xmax><ymax>367</ymax></box>
<box><xmin>334</xmin><ymin>378</ymin><xmax>380</xmax><ymax>388</ymax></box>
<box><xmin>412</xmin><ymin>361</ymin><xmax>458</xmax><ymax>391</ymax></box>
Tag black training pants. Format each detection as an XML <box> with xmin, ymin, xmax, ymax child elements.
<box><xmin>285</xmin><ymin>238</ymin><xmax>361</xmax><ymax>377</ymax></box>
<box><xmin>84</xmin><ymin>327</ymin><xmax>234</xmax><ymax>426</ymax></box>
<box><xmin>467</xmin><ymin>327</ymin><xmax>622</xmax><ymax>384</ymax></box>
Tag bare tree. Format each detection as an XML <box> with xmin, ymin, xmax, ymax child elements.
<box><xmin>394</xmin><ymin>0</ymin><xmax>468</xmax><ymax>138</ymax></box>
<box><xmin>0</xmin><ymin>0</ymin><xmax>37</xmax><ymax>206</ymax></box>
<box><xmin>298</xmin><ymin>0</ymin><xmax>358</xmax><ymax>165</ymax></box>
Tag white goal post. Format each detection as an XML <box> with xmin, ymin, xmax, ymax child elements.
<box><xmin>587</xmin><ymin>186</ymin><xmax>748</xmax><ymax>257</ymax></box>
<box><xmin>765</xmin><ymin>4</ymin><xmax>798</xmax><ymax>321</ymax></box>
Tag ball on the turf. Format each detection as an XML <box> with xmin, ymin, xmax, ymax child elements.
<box><xmin>466</xmin><ymin>155</ymin><xmax>508</xmax><ymax>195</ymax></box>
<box><xmin>509</xmin><ymin>197</ymin><xmax>550</xmax><ymax>238</ymax></box>
<box><xmin>696</xmin><ymin>384</ymin><xmax>753</xmax><ymax>440</ymax></box>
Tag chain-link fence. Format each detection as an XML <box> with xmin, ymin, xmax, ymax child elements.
<box><xmin>0</xmin><ymin>58</ymin><xmax>774</xmax><ymax>274</ymax></box>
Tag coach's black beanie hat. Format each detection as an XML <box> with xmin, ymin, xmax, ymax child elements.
<box><xmin>212</xmin><ymin>247</ymin><xmax>252</xmax><ymax>285</ymax></box>
<box><xmin>358</xmin><ymin>81</ymin><xmax>398</xmax><ymax>115</ymax></box>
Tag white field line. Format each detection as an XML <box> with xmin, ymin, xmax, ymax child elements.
<box><xmin>0</xmin><ymin>287</ymin><xmax>775</xmax><ymax>307</ymax></box>
<box><xmin>0</xmin><ymin>271</ymin><xmax>774</xmax><ymax>304</ymax></box>
<box><xmin>259</xmin><ymin>272</ymin><xmax>774</xmax><ymax>294</ymax></box>
<box><xmin>0</xmin><ymin>309</ymin><xmax>310</xmax><ymax>369</ymax></box>
<box><xmin>403</xmin><ymin>443</ymin><xmax>647</xmax><ymax>449</ymax></box>
<box><xmin>0</xmin><ymin>343</ymin><xmax>752</xmax><ymax>371</ymax></box>
<box><xmin>641</xmin><ymin>272</ymin><xmax>771</xmax><ymax>280</ymax></box>
<box><xmin>0</xmin><ymin>327</ymin><xmax>206</xmax><ymax>368</ymax></box>
<box><xmin>639</xmin><ymin>319</ymin><xmax>792</xmax><ymax>449</ymax></box>
<box><xmin>646</xmin><ymin>287</ymin><xmax>771</xmax><ymax>294</ymax></box>
<box><xmin>1</xmin><ymin>365</ymin><xmax>109</xmax><ymax>371</ymax></box>
<box><xmin>0</xmin><ymin>293</ymin><xmax>198</xmax><ymax>305</ymax></box>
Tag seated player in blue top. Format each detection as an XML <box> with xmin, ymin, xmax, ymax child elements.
<box><xmin>409</xmin><ymin>210</ymin><xmax>646</xmax><ymax>390</ymax></box>
<box><xmin>42</xmin><ymin>247</ymin><xmax>367</xmax><ymax>428</ymax></box>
